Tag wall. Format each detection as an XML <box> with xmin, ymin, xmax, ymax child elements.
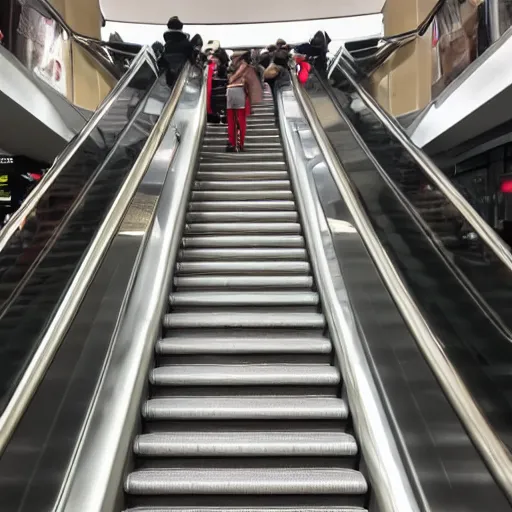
<box><xmin>370</xmin><ymin>0</ymin><xmax>438</xmax><ymax>116</ymax></box>
<box><xmin>48</xmin><ymin>0</ymin><xmax>115</xmax><ymax>110</ymax></box>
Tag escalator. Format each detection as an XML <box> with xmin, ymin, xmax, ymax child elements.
<box><xmin>297</xmin><ymin>56</ymin><xmax>512</xmax><ymax>506</ymax></box>
<box><xmin>3</xmin><ymin>54</ymin><xmax>511</xmax><ymax>512</ymax></box>
<box><xmin>124</xmin><ymin>89</ymin><xmax>369</xmax><ymax>510</ymax></box>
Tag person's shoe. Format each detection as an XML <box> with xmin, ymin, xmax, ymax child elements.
<box><xmin>226</xmin><ymin>145</ymin><xmax>236</xmax><ymax>153</ymax></box>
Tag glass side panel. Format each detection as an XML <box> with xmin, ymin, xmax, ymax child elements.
<box><xmin>0</xmin><ymin>65</ymin><xmax>164</xmax><ymax>413</ymax></box>
<box><xmin>305</xmin><ymin>67</ymin><xmax>512</xmax><ymax>448</ymax></box>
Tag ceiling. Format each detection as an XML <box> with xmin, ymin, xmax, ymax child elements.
<box><xmin>99</xmin><ymin>0</ymin><xmax>386</xmax><ymax>25</ymax></box>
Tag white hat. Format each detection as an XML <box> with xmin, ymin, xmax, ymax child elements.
<box><xmin>203</xmin><ymin>40</ymin><xmax>220</xmax><ymax>53</ymax></box>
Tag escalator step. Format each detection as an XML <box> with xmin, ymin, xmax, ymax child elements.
<box><xmin>163</xmin><ymin>311</ymin><xmax>325</xmax><ymax>328</ymax></box>
<box><xmin>184</xmin><ymin>222</ymin><xmax>301</xmax><ymax>234</ymax></box>
<box><xmin>169</xmin><ymin>291</ymin><xmax>319</xmax><ymax>306</ymax></box>
<box><xmin>150</xmin><ymin>364</ymin><xmax>340</xmax><ymax>386</ymax></box>
<box><xmin>179</xmin><ymin>248</ymin><xmax>307</xmax><ymax>260</ymax></box>
<box><xmin>181</xmin><ymin>235</ymin><xmax>305</xmax><ymax>248</ymax></box>
<box><xmin>172</xmin><ymin>275</ymin><xmax>313</xmax><ymax>289</ymax></box>
<box><xmin>194</xmin><ymin>180</ymin><xmax>291</xmax><ymax>191</ymax></box>
<box><xmin>133</xmin><ymin>431</ymin><xmax>357</xmax><ymax>457</ymax></box>
<box><xmin>188</xmin><ymin>200</ymin><xmax>296</xmax><ymax>211</ymax></box>
<box><xmin>196</xmin><ymin>171</ymin><xmax>288</xmax><ymax>180</ymax></box>
<box><xmin>186</xmin><ymin>210</ymin><xmax>299</xmax><ymax>222</ymax></box>
<box><xmin>190</xmin><ymin>190</ymin><xmax>293</xmax><ymax>201</ymax></box>
<box><xmin>142</xmin><ymin>396</ymin><xmax>349</xmax><ymax>420</ymax></box>
<box><xmin>156</xmin><ymin>335</ymin><xmax>331</xmax><ymax>354</ymax></box>
<box><xmin>125</xmin><ymin>468</ymin><xmax>368</xmax><ymax>495</ymax></box>
<box><xmin>175</xmin><ymin>261</ymin><xmax>310</xmax><ymax>274</ymax></box>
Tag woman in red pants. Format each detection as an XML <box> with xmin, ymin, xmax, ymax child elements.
<box><xmin>226</xmin><ymin>51</ymin><xmax>262</xmax><ymax>152</ymax></box>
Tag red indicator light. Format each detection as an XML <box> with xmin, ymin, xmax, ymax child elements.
<box><xmin>501</xmin><ymin>180</ymin><xmax>512</xmax><ymax>194</ymax></box>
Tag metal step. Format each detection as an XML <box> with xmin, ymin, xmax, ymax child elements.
<box><xmin>200</xmin><ymin>161</ymin><xmax>286</xmax><ymax>170</ymax></box>
<box><xmin>156</xmin><ymin>334</ymin><xmax>332</xmax><ymax>355</ymax></box>
<box><xmin>125</xmin><ymin>468</ymin><xmax>368</xmax><ymax>495</ymax></box>
<box><xmin>193</xmin><ymin>180</ymin><xmax>291</xmax><ymax>191</ymax></box>
<box><xmin>143</xmin><ymin>396</ymin><xmax>349</xmax><ymax>420</ymax></box>
<box><xmin>184</xmin><ymin>222</ymin><xmax>301</xmax><ymax>235</ymax></box>
<box><xmin>201</xmin><ymin>152</ymin><xmax>283</xmax><ymax>161</ymax></box>
<box><xmin>179</xmin><ymin>247</ymin><xmax>307</xmax><ymax>260</ymax></box>
<box><xmin>163</xmin><ymin>311</ymin><xmax>325</xmax><ymax>329</ymax></box>
<box><xmin>172</xmin><ymin>276</ymin><xmax>314</xmax><ymax>290</ymax></box>
<box><xmin>175</xmin><ymin>261</ymin><xmax>310</xmax><ymax>274</ymax></box>
<box><xmin>134</xmin><ymin>431</ymin><xmax>357</xmax><ymax>457</ymax></box>
<box><xmin>156</xmin><ymin>332</ymin><xmax>332</xmax><ymax>355</ymax></box>
<box><xmin>188</xmin><ymin>200</ymin><xmax>296</xmax><ymax>211</ymax></box>
<box><xmin>204</xmin><ymin>134</ymin><xmax>280</xmax><ymax>142</ymax></box>
<box><xmin>150</xmin><ymin>364</ymin><xmax>340</xmax><ymax>386</ymax></box>
<box><xmin>202</xmin><ymin>144</ymin><xmax>283</xmax><ymax>153</ymax></box>
<box><xmin>181</xmin><ymin>235</ymin><xmax>305</xmax><ymax>248</ymax></box>
<box><xmin>186</xmin><ymin>211</ymin><xmax>298</xmax><ymax>222</ymax></box>
<box><xmin>191</xmin><ymin>190</ymin><xmax>293</xmax><ymax>201</ymax></box>
<box><xmin>195</xmin><ymin>171</ymin><xmax>288</xmax><ymax>181</ymax></box>
<box><xmin>169</xmin><ymin>291</ymin><xmax>319</xmax><ymax>306</ymax></box>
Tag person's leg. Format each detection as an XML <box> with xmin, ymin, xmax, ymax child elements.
<box><xmin>237</xmin><ymin>107</ymin><xmax>247</xmax><ymax>150</ymax></box>
<box><xmin>226</xmin><ymin>109</ymin><xmax>237</xmax><ymax>150</ymax></box>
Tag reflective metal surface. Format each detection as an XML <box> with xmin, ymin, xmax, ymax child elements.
<box><xmin>302</xmin><ymin>69</ymin><xmax>512</xmax><ymax>502</ymax></box>
<box><xmin>0</xmin><ymin>55</ymin><xmax>161</xmax><ymax>453</ymax></box>
<box><xmin>55</xmin><ymin>65</ymin><xmax>205</xmax><ymax>512</ymax></box>
<box><xmin>408</xmin><ymin>27</ymin><xmax>512</xmax><ymax>154</ymax></box>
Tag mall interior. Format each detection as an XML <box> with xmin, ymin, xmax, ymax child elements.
<box><xmin>1</xmin><ymin>0</ymin><xmax>512</xmax><ymax>511</ymax></box>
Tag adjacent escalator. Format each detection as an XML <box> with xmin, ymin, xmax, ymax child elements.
<box><xmin>123</xmin><ymin>89</ymin><xmax>369</xmax><ymax>510</ymax></box>
<box><xmin>304</xmin><ymin>60</ymin><xmax>512</xmax><ymax>450</ymax></box>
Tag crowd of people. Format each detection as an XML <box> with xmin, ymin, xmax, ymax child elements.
<box><xmin>154</xmin><ymin>17</ymin><xmax>331</xmax><ymax>152</ymax></box>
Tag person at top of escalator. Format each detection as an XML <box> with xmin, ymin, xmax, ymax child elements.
<box><xmin>160</xmin><ymin>16</ymin><xmax>195</xmax><ymax>86</ymax></box>
<box><xmin>294</xmin><ymin>54</ymin><xmax>311</xmax><ymax>85</ymax></box>
<box><xmin>225</xmin><ymin>50</ymin><xmax>263</xmax><ymax>153</ymax></box>
<box><xmin>263</xmin><ymin>48</ymin><xmax>290</xmax><ymax>90</ymax></box>
<box><xmin>207</xmin><ymin>47</ymin><xmax>229</xmax><ymax>124</ymax></box>
<box><xmin>294</xmin><ymin>30</ymin><xmax>331</xmax><ymax>77</ymax></box>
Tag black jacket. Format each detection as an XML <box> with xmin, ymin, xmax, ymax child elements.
<box><xmin>161</xmin><ymin>30</ymin><xmax>194</xmax><ymax>69</ymax></box>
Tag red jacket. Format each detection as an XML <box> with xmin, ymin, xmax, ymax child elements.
<box><xmin>295</xmin><ymin>56</ymin><xmax>311</xmax><ymax>85</ymax></box>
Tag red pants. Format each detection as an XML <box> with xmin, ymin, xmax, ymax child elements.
<box><xmin>227</xmin><ymin>108</ymin><xmax>247</xmax><ymax>148</ymax></box>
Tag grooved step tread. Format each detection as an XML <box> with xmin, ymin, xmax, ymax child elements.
<box><xmin>134</xmin><ymin>431</ymin><xmax>358</xmax><ymax>457</ymax></box>
<box><xmin>169</xmin><ymin>291</ymin><xmax>319</xmax><ymax>306</ymax></box>
<box><xmin>125</xmin><ymin>468</ymin><xmax>368</xmax><ymax>495</ymax></box>
<box><xmin>143</xmin><ymin>396</ymin><xmax>349</xmax><ymax>420</ymax></box>
<box><xmin>163</xmin><ymin>311</ymin><xmax>325</xmax><ymax>328</ymax></box>
<box><xmin>150</xmin><ymin>364</ymin><xmax>340</xmax><ymax>386</ymax></box>
<box><xmin>175</xmin><ymin>261</ymin><xmax>310</xmax><ymax>274</ymax></box>
<box><xmin>156</xmin><ymin>335</ymin><xmax>331</xmax><ymax>354</ymax></box>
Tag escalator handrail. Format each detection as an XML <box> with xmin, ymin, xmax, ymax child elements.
<box><xmin>336</xmin><ymin>55</ymin><xmax>512</xmax><ymax>274</ymax></box>
<box><xmin>0</xmin><ymin>45</ymin><xmax>157</xmax><ymax>253</ymax></box>
<box><xmin>293</xmin><ymin>70</ymin><xmax>512</xmax><ymax>502</ymax></box>
<box><xmin>0</xmin><ymin>63</ymin><xmax>190</xmax><ymax>458</ymax></box>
